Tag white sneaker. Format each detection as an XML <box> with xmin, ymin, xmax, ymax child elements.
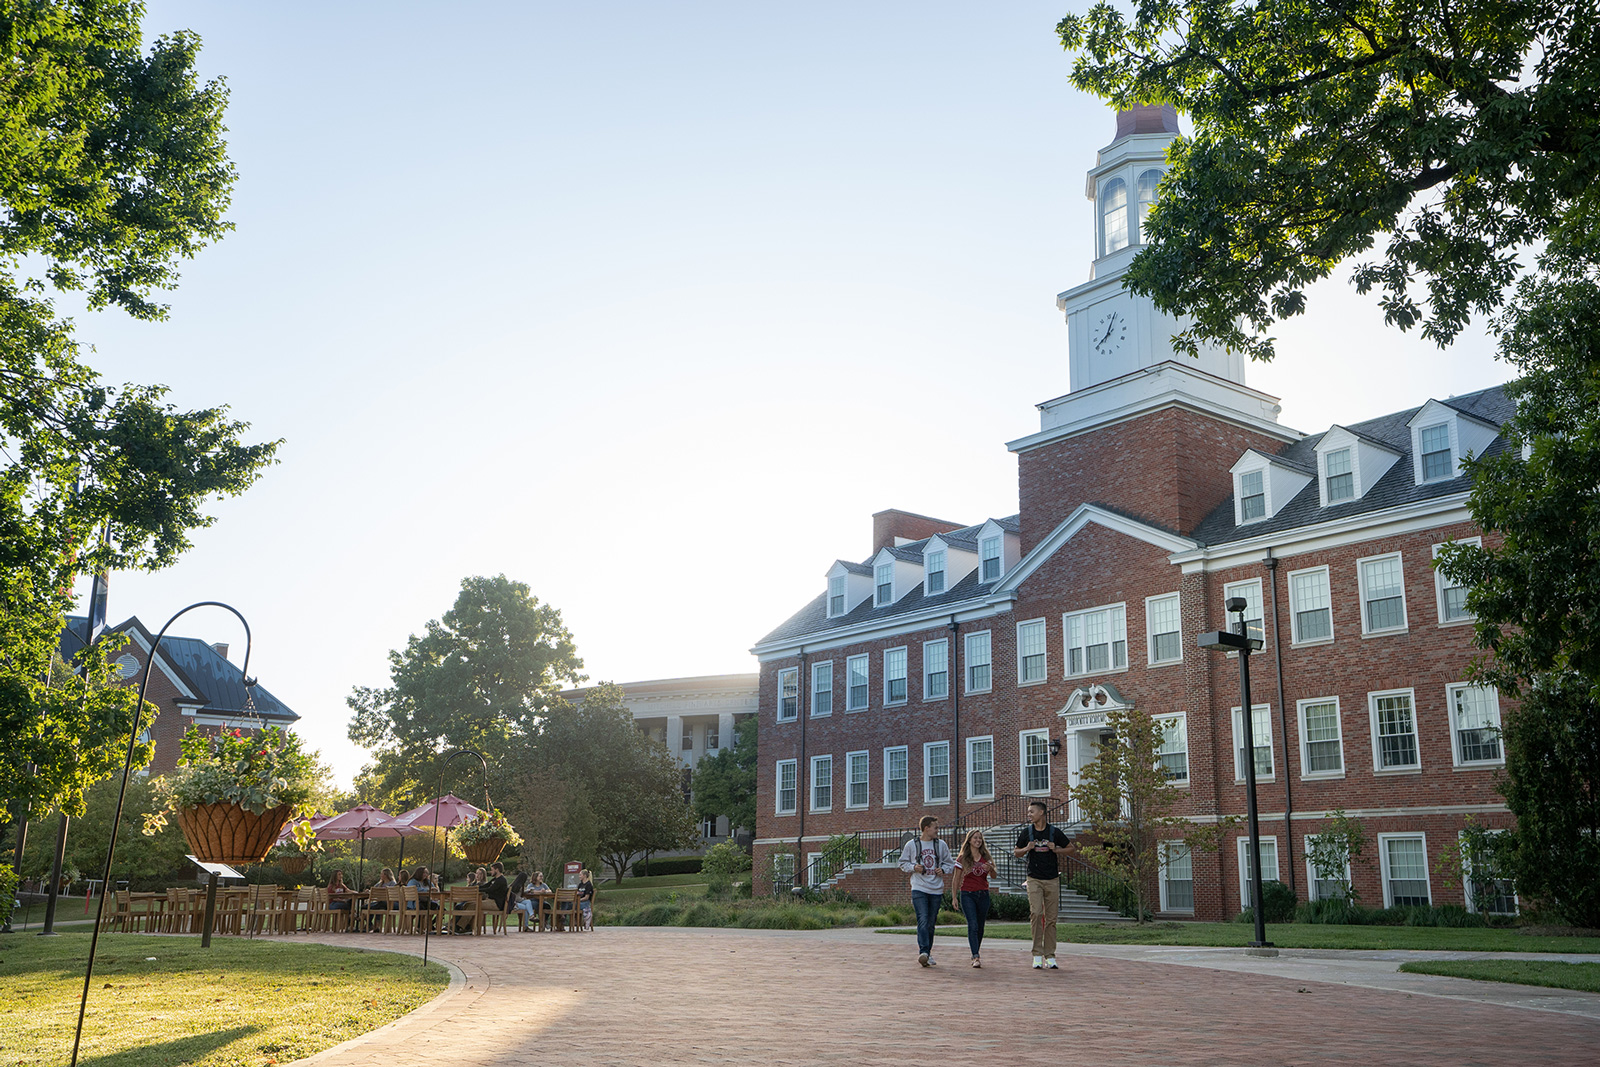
<box><xmin>926</xmin><ymin>956</ymin><xmax>937</xmax><ymax>967</ymax></box>
<box><xmin>918</xmin><ymin>952</ymin><xmax>930</xmax><ymax>967</ymax></box>
<box><xmin>1032</xmin><ymin>955</ymin><xmax>1044</xmax><ymax>969</ymax></box>
<box><xmin>1045</xmin><ymin>957</ymin><xmax>1059</xmax><ymax>969</ymax></box>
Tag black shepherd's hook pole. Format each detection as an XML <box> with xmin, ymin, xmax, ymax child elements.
<box><xmin>421</xmin><ymin>748</ymin><xmax>488</xmax><ymax>967</ymax></box>
<box><xmin>70</xmin><ymin>602</ymin><xmax>255</xmax><ymax>1067</ymax></box>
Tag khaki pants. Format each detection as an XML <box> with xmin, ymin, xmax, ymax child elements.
<box><xmin>1026</xmin><ymin>877</ymin><xmax>1060</xmax><ymax>957</ymax></box>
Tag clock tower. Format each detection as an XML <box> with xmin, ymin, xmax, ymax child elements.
<box><xmin>1056</xmin><ymin>104</ymin><xmax>1246</xmax><ymax>390</ymax></box>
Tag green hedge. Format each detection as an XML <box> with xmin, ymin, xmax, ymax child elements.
<box><xmin>0</xmin><ymin>864</ymin><xmax>17</xmax><ymax>928</ymax></box>
<box><xmin>630</xmin><ymin>856</ymin><xmax>704</xmax><ymax>877</ymax></box>
<box><xmin>989</xmin><ymin>892</ymin><xmax>1032</xmax><ymax>922</ymax></box>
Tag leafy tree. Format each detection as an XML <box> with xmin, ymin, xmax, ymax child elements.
<box><xmin>1307</xmin><ymin>809</ymin><xmax>1367</xmax><ymax>905</ymax></box>
<box><xmin>347</xmin><ymin>575</ymin><xmax>585</xmax><ymax>801</ymax></box>
<box><xmin>689</xmin><ymin>716</ymin><xmax>757</xmax><ymax>835</ymax></box>
<box><xmin>0</xmin><ymin>1</ymin><xmax>278</xmax><ymax>822</ymax></box>
<box><xmin>1434</xmin><ymin>814</ymin><xmax>1516</xmax><ymax>918</ymax></box>
<box><xmin>1057</xmin><ymin>0</ymin><xmax>1599</xmax><ymax>361</ymax></box>
<box><xmin>700</xmin><ymin>840</ymin><xmax>752</xmax><ymax>898</ymax></box>
<box><xmin>1074</xmin><ymin>706</ymin><xmax>1231</xmax><ymax>923</ymax></box>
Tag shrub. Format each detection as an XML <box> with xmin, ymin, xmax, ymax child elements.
<box><xmin>989</xmin><ymin>893</ymin><xmax>1032</xmax><ymax>922</ymax></box>
<box><xmin>1260</xmin><ymin>880</ymin><xmax>1297</xmax><ymax>923</ymax></box>
<box><xmin>937</xmin><ymin>908</ymin><xmax>961</xmax><ymax>924</ymax></box>
<box><xmin>630</xmin><ymin>856</ymin><xmax>704</xmax><ymax>877</ymax></box>
<box><xmin>701</xmin><ymin>841</ymin><xmax>752</xmax><ymax>897</ymax></box>
<box><xmin>0</xmin><ymin>864</ymin><xmax>16</xmax><ymax>928</ymax></box>
<box><xmin>675</xmin><ymin>901</ymin><xmax>732</xmax><ymax>927</ymax></box>
<box><xmin>735</xmin><ymin>904</ymin><xmax>830</xmax><ymax>930</ymax></box>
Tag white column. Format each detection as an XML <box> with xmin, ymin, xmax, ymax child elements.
<box><xmin>666</xmin><ymin>715</ymin><xmax>684</xmax><ymax>764</ymax></box>
<box><xmin>718</xmin><ymin>712</ymin><xmax>735</xmax><ymax>751</ymax></box>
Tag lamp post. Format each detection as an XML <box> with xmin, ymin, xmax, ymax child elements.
<box><xmin>422</xmin><ymin>749</ymin><xmax>490</xmax><ymax>967</ymax></box>
<box><xmin>69</xmin><ymin>602</ymin><xmax>256</xmax><ymax>1067</ymax></box>
<box><xmin>1198</xmin><ymin>596</ymin><xmax>1274</xmax><ymax>951</ymax></box>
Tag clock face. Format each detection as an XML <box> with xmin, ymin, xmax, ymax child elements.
<box><xmin>1093</xmin><ymin>310</ymin><xmax>1127</xmax><ymax>356</ymax></box>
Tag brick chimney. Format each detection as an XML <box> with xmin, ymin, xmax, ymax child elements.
<box><xmin>211</xmin><ymin>642</ymin><xmax>229</xmax><ymax>660</ymax></box>
<box><xmin>871</xmin><ymin>509</ymin><xmax>966</xmax><ymax>554</ymax></box>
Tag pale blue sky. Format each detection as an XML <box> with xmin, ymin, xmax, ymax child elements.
<box><xmin>75</xmin><ymin>3</ymin><xmax>1505</xmax><ymax>787</ymax></box>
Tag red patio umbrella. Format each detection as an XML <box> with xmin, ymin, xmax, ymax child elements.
<box><xmin>313</xmin><ymin>804</ymin><xmax>421</xmax><ymax>890</ymax></box>
<box><xmin>392</xmin><ymin>794</ymin><xmax>485</xmax><ymax>885</ymax></box>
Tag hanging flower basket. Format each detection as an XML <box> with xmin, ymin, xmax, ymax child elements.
<box><xmin>462</xmin><ymin>835</ymin><xmax>508</xmax><ymax>864</ymax></box>
<box><xmin>449</xmin><ymin>808</ymin><xmax>523</xmax><ymax>864</ymax></box>
<box><xmin>176</xmin><ymin>802</ymin><xmax>294</xmax><ymax>866</ymax></box>
<box><xmin>279</xmin><ymin>854</ymin><xmax>310</xmax><ymax>876</ymax></box>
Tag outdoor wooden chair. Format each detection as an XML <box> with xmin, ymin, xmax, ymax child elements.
<box><xmin>442</xmin><ymin>888</ymin><xmax>483</xmax><ymax>935</ymax></box>
<box><xmin>102</xmin><ymin>890</ymin><xmax>134</xmax><ymax>932</ymax></box>
<box><xmin>550</xmin><ymin>888</ymin><xmax>581</xmax><ymax>932</ymax></box>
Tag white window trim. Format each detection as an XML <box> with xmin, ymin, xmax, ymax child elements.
<box><xmin>1368</xmin><ymin>688</ymin><xmax>1422</xmax><ymax>774</ymax></box>
<box><xmin>1357</xmin><ymin>550</ymin><xmax>1409</xmax><ymax>636</ymax></box>
<box><xmin>1461</xmin><ymin>829</ymin><xmax>1518</xmax><ymax>915</ymax></box>
<box><xmin>827</xmin><ymin>574</ymin><xmax>848</xmax><ymax>619</ymax></box>
<box><xmin>809</xmin><ymin>754</ymin><xmax>833</xmax><ymax>813</ymax></box>
<box><xmin>1016</xmin><ymin>617</ymin><xmax>1048</xmax><ymax>686</ymax></box>
<box><xmin>883</xmin><ymin>646</ymin><xmax>909</xmax><ymax>707</ymax></box>
<box><xmin>979</xmin><ymin>536</ymin><xmax>1003</xmax><ymax>582</ymax></box>
<box><xmin>924</xmin><ymin>549</ymin><xmax>947</xmax><ymax>597</ymax></box>
<box><xmin>1296</xmin><ymin>696</ymin><xmax>1345</xmax><ymax>780</ymax></box>
<box><xmin>883</xmin><ymin>746</ymin><xmax>909</xmax><ymax>808</ymax></box>
<box><xmin>923</xmin><ymin>741</ymin><xmax>951</xmax><ymax>806</ymax></box>
<box><xmin>964</xmin><ymin>630</ymin><xmax>992</xmax><ymax>694</ymax></box>
<box><xmin>1378</xmin><ymin>832</ymin><xmax>1432</xmax><ymax>908</ymax></box>
<box><xmin>844</xmin><ymin>749</ymin><xmax>870</xmax><ymax>811</ymax></box>
<box><xmin>776</xmin><ymin>667</ymin><xmax>799</xmax><ymax>723</ymax></box>
<box><xmin>806</xmin><ymin>851</ymin><xmax>823</xmax><ymax>887</ymax></box>
<box><xmin>1413</xmin><ymin>421</ymin><xmax>1458</xmax><ymax>483</ymax></box>
<box><xmin>845</xmin><ymin>654</ymin><xmax>869</xmax><ymax>713</ymax></box>
<box><xmin>775</xmin><ymin>758</ymin><xmax>797</xmax><ymax>816</ymax></box>
<box><xmin>874</xmin><ymin>561</ymin><xmax>895</xmax><ymax>607</ymax></box>
<box><xmin>1230</xmin><ymin>704</ymin><xmax>1275</xmax><ymax>782</ymax></box>
<box><xmin>1145</xmin><ymin>592</ymin><xmax>1183</xmax><ymax>667</ymax></box>
<box><xmin>1433</xmin><ymin>538</ymin><xmax>1480</xmax><ymax>626</ymax></box>
<box><xmin>1222</xmin><ymin>577</ymin><xmax>1267</xmax><ymax>653</ymax></box>
<box><xmin>1063</xmin><ymin>601</ymin><xmax>1130</xmax><ymax>677</ymax></box>
<box><xmin>1158</xmin><ymin>841</ymin><xmax>1195</xmax><ymax>914</ymax></box>
<box><xmin>1304</xmin><ymin>834</ymin><xmax>1353</xmax><ymax>901</ymax></box>
<box><xmin>1447</xmin><ymin>683</ymin><xmax>1505</xmax><ymax>769</ymax></box>
<box><xmin>922</xmin><ymin>638</ymin><xmax>949</xmax><ymax>702</ymax></box>
<box><xmin>810</xmin><ymin>660</ymin><xmax>833</xmax><ymax>718</ymax></box>
<box><xmin>1237</xmin><ymin>834</ymin><xmax>1280</xmax><ymax>908</ymax></box>
<box><xmin>1154</xmin><ymin>712</ymin><xmax>1189</xmax><ymax>786</ymax></box>
<box><xmin>965</xmin><ymin>735</ymin><xmax>995</xmax><ymax>801</ymax></box>
<box><xmin>1319</xmin><ymin>445</ymin><xmax>1358</xmax><ymax>506</ymax></box>
<box><xmin>1287</xmin><ymin>564</ymin><xmax>1334</xmax><ymax>646</ymax></box>
<box><xmin>1019</xmin><ymin>728</ymin><xmax>1052</xmax><ymax>796</ymax></box>
<box><xmin>1234</xmin><ymin>464</ymin><xmax>1269</xmax><ymax>525</ymax></box>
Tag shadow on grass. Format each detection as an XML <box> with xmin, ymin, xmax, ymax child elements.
<box><xmin>0</xmin><ymin>932</ymin><xmax>434</xmax><ymax>982</ymax></box>
<box><xmin>76</xmin><ymin>1025</ymin><xmax>261</xmax><ymax>1067</ymax></box>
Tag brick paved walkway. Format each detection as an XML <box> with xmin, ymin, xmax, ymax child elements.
<box><xmin>284</xmin><ymin>927</ymin><xmax>1599</xmax><ymax>1066</ymax></box>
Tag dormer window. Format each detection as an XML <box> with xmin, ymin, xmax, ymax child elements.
<box><xmin>1419</xmin><ymin>424</ymin><xmax>1451</xmax><ymax>481</ymax></box>
<box><xmin>1135</xmin><ymin>169</ymin><xmax>1160</xmax><ymax>243</ymax></box>
<box><xmin>1102</xmin><ymin>177</ymin><xmax>1128</xmax><ymax>255</ymax></box>
<box><xmin>1239</xmin><ymin>471</ymin><xmax>1266</xmax><ymax>521</ymax></box>
<box><xmin>828</xmin><ymin>575</ymin><xmax>846</xmax><ymax>617</ymax></box>
<box><xmin>980</xmin><ymin>536</ymin><xmax>1001</xmax><ymax>581</ymax></box>
<box><xmin>1324</xmin><ymin>449</ymin><xmax>1354</xmax><ymax>502</ymax></box>
<box><xmin>875</xmin><ymin>562</ymin><xmax>893</xmax><ymax>606</ymax></box>
<box><xmin>926</xmin><ymin>550</ymin><xmax>946</xmax><ymax>594</ymax></box>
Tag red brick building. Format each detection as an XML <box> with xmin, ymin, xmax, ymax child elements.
<box><xmin>749</xmin><ymin>105</ymin><xmax>1513</xmax><ymax>920</ymax></box>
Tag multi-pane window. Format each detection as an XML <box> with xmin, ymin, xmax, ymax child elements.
<box><xmin>1419</xmin><ymin>423</ymin><xmax>1452</xmax><ymax>480</ymax></box>
<box><xmin>1434</xmin><ymin>540</ymin><xmax>1477</xmax><ymax>623</ymax></box>
<box><xmin>1298</xmin><ymin>698</ymin><xmax>1344</xmax><ymax>776</ymax></box>
<box><xmin>965</xmin><ymin>631</ymin><xmax>992</xmax><ymax>692</ymax></box>
<box><xmin>1360</xmin><ymin>553</ymin><xmax>1407</xmax><ymax>633</ymax></box>
<box><xmin>1372</xmin><ymin>690</ymin><xmax>1420</xmax><ymax>770</ymax></box>
<box><xmin>1306</xmin><ymin>834</ymin><xmax>1351</xmax><ymax>901</ymax></box>
<box><xmin>1239</xmin><ymin>470</ymin><xmax>1266</xmax><ymax>521</ymax></box>
<box><xmin>828</xmin><ymin>574</ymin><xmax>847</xmax><ymax>617</ymax></box>
<box><xmin>980</xmin><ymin>536</ymin><xmax>1002</xmax><ymax>582</ymax></box>
<box><xmin>1237</xmin><ymin>835</ymin><xmax>1280</xmax><ymax>908</ymax></box>
<box><xmin>1065</xmin><ymin>604</ymin><xmax>1128</xmax><ymax>675</ymax></box>
<box><xmin>1160</xmin><ymin>842</ymin><xmax>1194</xmax><ymax>912</ymax></box>
<box><xmin>773</xmin><ymin>853</ymin><xmax>796</xmax><ymax>887</ymax></box>
<box><xmin>967</xmin><ymin>736</ymin><xmax>994</xmax><ymax>799</ymax></box>
<box><xmin>810</xmin><ymin>755</ymin><xmax>833</xmax><ymax>811</ymax></box>
<box><xmin>811</xmin><ymin>661</ymin><xmax>833</xmax><ymax>717</ymax></box>
<box><xmin>1223</xmin><ymin>579</ymin><xmax>1266</xmax><ymax>647</ymax></box>
<box><xmin>846</xmin><ymin>751</ymin><xmax>870</xmax><ymax>809</ymax></box>
<box><xmin>1156</xmin><ymin>715</ymin><xmax>1188</xmax><ymax>782</ymax></box>
<box><xmin>1462</xmin><ymin>832</ymin><xmax>1517</xmax><ymax>915</ymax></box>
<box><xmin>883</xmin><ymin>647</ymin><xmax>908</xmax><ymax>705</ymax></box>
<box><xmin>1022</xmin><ymin>730</ymin><xmax>1051</xmax><ymax>794</ymax></box>
<box><xmin>1146</xmin><ymin>594</ymin><xmax>1182</xmax><ymax>665</ymax></box>
<box><xmin>846</xmin><ymin>655</ymin><xmax>869</xmax><ymax>711</ymax></box>
<box><xmin>926</xmin><ymin>550</ymin><xmax>946</xmax><ymax>594</ymax></box>
<box><xmin>1324</xmin><ymin>448</ymin><xmax>1354</xmax><ymax>502</ymax></box>
<box><xmin>1017</xmin><ymin>619</ymin><xmax>1047</xmax><ymax>683</ymax></box>
<box><xmin>1449</xmin><ymin>684</ymin><xmax>1503</xmax><ymax>765</ymax></box>
<box><xmin>875</xmin><ymin>562</ymin><xmax>894</xmax><ymax>606</ymax></box>
<box><xmin>923</xmin><ymin>639</ymin><xmax>948</xmax><ymax>700</ymax></box>
<box><xmin>1102</xmin><ymin>177</ymin><xmax>1129</xmax><ymax>254</ymax></box>
<box><xmin>777</xmin><ymin>668</ymin><xmax>798</xmax><ymax>722</ymax></box>
<box><xmin>1289</xmin><ymin>567</ymin><xmax>1332</xmax><ymax>643</ymax></box>
<box><xmin>1382</xmin><ymin>835</ymin><xmax>1431</xmax><ymax>906</ymax></box>
<box><xmin>884</xmin><ymin>747</ymin><xmax>909</xmax><ymax>806</ymax></box>
<box><xmin>1232</xmin><ymin>705</ymin><xmax>1274</xmax><ymax>780</ymax></box>
<box><xmin>776</xmin><ymin>760</ymin><xmax>797</xmax><ymax>815</ymax></box>
<box><xmin>682</xmin><ymin>729</ymin><xmax>695</xmax><ymax>752</ymax></box>
<box><xmin>706</xmin><ymin>722</ymin><xmax>720</xmax><ymax>750</ymax></box>
<box><xmin>1136</xmin><ymin>169</ymin><xmax>1161</xmax><ymax>242</ymax></box>
<box><xmin>924</xmin><ymin>742</ymin><xmax>950</xmax><ymax>803</ymax></box>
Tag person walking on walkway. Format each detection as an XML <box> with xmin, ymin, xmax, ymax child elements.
<box><xmin>1013</xmin><ymin>799</ymin><xmax>1071</xmax><ymax>970</ymax></box>
<box><xmin>899</xmin><ymin>815</ymin><xmax>954</xmax><ymax>968</ymax></box>
<box><xmin>952</xmin><ymin>829</ymin><xmax>996</xmax><ymax>968</ymax></box>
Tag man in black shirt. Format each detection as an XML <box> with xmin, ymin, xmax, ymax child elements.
<box><xmin>1012</xmin><ymin>799</ymin><xmax>1071</xmax><ymax>970</ymax></box>
<box><xmin>480</xmin><ymin>861</ymin><xmax>510</xmax><ymax>913</ymax></box>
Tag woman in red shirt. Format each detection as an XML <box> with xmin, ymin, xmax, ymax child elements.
<box><xmin>952</xmin><ymin>829</ymin><xmax>997</xmax><ymax>967</ymax></box>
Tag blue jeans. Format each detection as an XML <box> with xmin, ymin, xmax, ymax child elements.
<box><xmin>960</xmin><ymin>890</ymin><xmax>990</xmax><ymax>958</ymax></box>
<box><xmin>911</xmin><ymin>890</ymin><xmax>941</xmax><ymax>955</ymax></box>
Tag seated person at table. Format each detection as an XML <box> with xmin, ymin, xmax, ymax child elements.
<box><xmin>407</xmin><ymin>867</ymin><xmax>439</xmax><ymax>910</ymax></box>
<box><xmin>326</xmin><ymin>870</ymin><xmax>353</xmax><ymax>911</ymax></box>
<box><xmin>513</xmin><ymin>869</ymin><xmax>550</xmax><ymax>930</ymax></box>
<box><xmin>481</xmin><ymin>862</ymin><xmax>510</xmax><ymax>913</ymax></box>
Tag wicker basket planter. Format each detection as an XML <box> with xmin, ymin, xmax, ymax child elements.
<box><xmin>278</xmin><ymin>854</ymin><xmax>310</xmax><ymax>876</ymax></box>
<box><xmin>176</xmin><ymin>803</ymin><xmax>294</xmax><ymax>866</ymax></box>
<box><xmin>462</xmin><ymin>835</ymin><xmax>507</xmax><ymax>865</ymax></box>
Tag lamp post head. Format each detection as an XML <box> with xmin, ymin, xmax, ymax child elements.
<box><xmin>1225</xmin><ymin>596</ymin><xmax>1247</xmax><ymax>614</ymax></box>
<box><xmin>1197</xmin><ymin>630</ymin><xmax>1262</xmax><ymax>652</ymax></box>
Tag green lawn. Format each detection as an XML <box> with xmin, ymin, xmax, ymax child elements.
<box><xmin>598</xmin><ymin>881</ymin><xmax>710</xmax><ymax>908</ymax></box>
<box><xmin>1398</xmin><ymin>959</ymin><xmax>1600</xmax><ymax>993</ymax></box>
<box><xmin>0</xmin><ymin>932</ymin><xmax>448</xmax><ymax>1067</ymax></box>
<box><xmin>891</xmin><ymin>921</ymin><xmax>1600</xmax><ymax>953</ymax></box>
<box><xmin>600</xmin><ymin>872</ymin><xmax>707</xmax><ymax>890</ymax></box>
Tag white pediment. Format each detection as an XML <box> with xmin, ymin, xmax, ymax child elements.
<box><xmin>1057</xmin><ymin>682</ymin><xmax>1135</xmax><ymax>729</ymax></box>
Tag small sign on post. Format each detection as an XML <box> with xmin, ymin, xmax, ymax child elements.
<box><xmin>563</xmin><ymin>861</ymin><xmax>581</xmax><ymax>889</ymax></box>
<box><xmin>187</xmin><ymin>856</ymin><xmax>244</xmax><ymax>948</ymax></box>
